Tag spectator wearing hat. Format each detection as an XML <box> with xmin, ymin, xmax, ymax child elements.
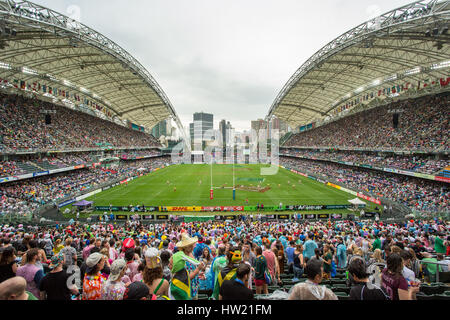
<box><xmin>219</xmin><ymin>262</ymin><xmax>253</xmax><ymax>300</ymax></box>
<box><xmin>82</xmin><ymin>252</ymin><xmax>107</xmax><ymax>300</ymax></box>
<box><xmin>170</xmin><ymin>233</ymin><xmax>205</xmax><ymax>300</ymax></box>
<box><xmin>288</xmin><ymin>259</ymin><xmax>338</xmax><ymax>300</ymax></box>
<box><xmin>39</xmin><ymin>252</ymin><xmax>79</xmax><ymax>300</ymax></box>
<box><xmin>143</xmin><ymin>248</ymin><xmax>169</xmax><ymax>297</ymax></box>
<box><xmin>0</xmin><ymin>276</ymin><xmax>38</xmax><ymax>300</ymax></box>
<box><xmin>214</xmin><ymin>246</ymin><xmax>243</xmax><ymax>299</ymax></box>
<box><xmin>101</xmin><ymin>259</ymin><xmax>127</xmax><ymax>300</ymax></box>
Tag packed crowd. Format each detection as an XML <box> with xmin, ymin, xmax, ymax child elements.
<box><xmin>285</xmin><ymin>93</ymin><xmax>449</xmax><ymax>152</ymax></box>
<box><xmin>280</xmin><ymin>149</ymin><xmax>448</xmax><ymax>175</ymax></box>
<box><xmin>0</xmin><ymin>217</ymin><xmax>448</xmax><ymax>301</ymax></box>
<box><xmin>0</xmin><ymin>93</ymin><xmax>161</xmax><ymax>152</ymax></box>
<box><xmin>0</xmin><ymin>157</ymin><xmax>170</xmax><ymax>217</ymax></box>
<box><xmin>280</xmin><ymin>157</ymin><xmax>449</xmax><ymax>213</ymax></box>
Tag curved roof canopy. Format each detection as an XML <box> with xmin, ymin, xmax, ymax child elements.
<box><xmin>0</xmin><ymin>0</ymin><xmax>184</xmax><ymax>133</ymax></box>
<box><xmin>267</xmin><ymin>0</ymin><xmax>450</xmax><ymax>128</ymax></box>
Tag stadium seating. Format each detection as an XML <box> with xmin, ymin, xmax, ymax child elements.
<box><xmin>284</xmin><ymin>92</ymin><xmax>449</xmax><ymax>152</ymax></box>
<box><xmin>0</xmin><ymin>93</ymin><xmax>162</xmax><ymax>153</ymax></box>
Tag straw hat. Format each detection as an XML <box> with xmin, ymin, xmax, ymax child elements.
<box><xmin>176</xmin><ymin>233</ymin><xmax>198</xmax><ymax>248</ymax></box>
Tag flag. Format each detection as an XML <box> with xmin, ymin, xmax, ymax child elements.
<box><xmin>440</xmin><ymin>77</ymin><xmax>450</xmax><ymax>87</ymax></box>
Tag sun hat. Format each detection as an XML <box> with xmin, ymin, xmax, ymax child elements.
<box><xmin>122</xmin><ymin>238</ymin><xmax>135</xmax><ymax>252</ymax></box>
<box><xmin>176</xmin><ymin>233</ymin><xmax>198</xmax><ymax>248</ymax></box>
<box><xmin>49</xmin><ymin>252</ymin><xmax>65</xmax><ymax>270</ymax></box>
<box><xmin>86</xmin><ymin>252</ymin><xmax>106</xmax><ymax>272</ymax></box>
<box><xmin>109</xmin><ymin>259</ymin><xmax>127</xmax><ymax>281</ymax></box>
<box><xmin>144</xmin><ymin>247</ymin><xmax>161</xmax><ymax>268</ymax></box>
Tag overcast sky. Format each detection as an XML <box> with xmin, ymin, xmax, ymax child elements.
<box><xmin>32</xmin><ymin>0</ymin><xmax>413</xmax><ymax>133</ymax></box>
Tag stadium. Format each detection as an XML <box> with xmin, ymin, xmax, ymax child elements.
<box><xmin>0</xmin><ymin>0</ymin><xmax>448</xmax><ymax>304</ymax></box>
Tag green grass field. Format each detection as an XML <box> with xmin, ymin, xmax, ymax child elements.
<box><xmin>80</xmin><ymin>164</ymin><xmax>378</xmax><ymax>213</ymax></box>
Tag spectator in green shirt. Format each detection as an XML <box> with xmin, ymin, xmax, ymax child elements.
<box><xmin>254</xmin><ymin>246</ymin><xmax>268</xmax><ymax>295</ymax></box>
<box><xmin>0</xmin><ymin>276</ymin><xmax>38</xmax><ymax>300</ymax></box>
<box><xmin>421</xmin><ymin>252</ymin><xmax>444</xmax><ymax>283</ymax></box>
<box><xmin>322</xmin><ymin>245</ymin><xmax>333</xmax><ymax>280</ymax></box>
<box><xmin>434</xmin><ymin>234</ymin><xmax>446</xmax><ymax>254</ymax></box>
<box><xmin>372</xmin><ymin>236</ymin><xmax>381</xmax><ymax>251</ymax></box>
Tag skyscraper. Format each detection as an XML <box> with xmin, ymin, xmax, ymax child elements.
<box><xmin>192</xmin><ymin>112</ymin><xmax>214</xmax><ymax>150</ymax></box>
<box><xmin>219</xmin><ymin>119</ymin><xmax>233</xmax><ymax>147</ymax></box>
<box><xmin>151</xmin><ymin>120</ymin><xmax>167</xmax><ymax>139</ymax></box>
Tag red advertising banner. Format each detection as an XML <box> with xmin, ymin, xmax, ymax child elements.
<box><xmin>210</xmin><ymin>189</ymin><xmax>214</xmax><ymax>200</ymax></box>
<box><xmin>435</xmin><ymin>176</ymin><xmax>450</xmax><ymax>183</ymax></box>
<box><xmin>201</xmin><ymin>206</ymin><xmax>244</xmax><ymax>212</ymax></box>
<box><xmin>357</xmin><ymin>193</ymin><xmax>381</xmax><ymax>205</ymax></box>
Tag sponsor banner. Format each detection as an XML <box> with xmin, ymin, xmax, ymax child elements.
<box><xmin>0</xmin><ymin>176</ymin><xmax>21</xmax><ymax>183</ymax></box>
<box><xmin>120</xmin><ymin>179</ymin><xmax>128</xmax><ymax>185</ymax></box>
<box><xmin>116</xmin><ymin>215</ymin><xmax>128</xmax><ymax>220</ymax></box>
<box><xmin>325</xmin><ymin>205</ymin><xmax>349</xmax><ymax>209</ymax></box>
<box><xmin>305</xmin><ymin>214</ymin><xmax>316</xmax><ymax>220</ymax></box>
<box><xmin>286</xmin><ymin>205</ymin><xmax>326</xmax><ymax>211</ymax></box>
<box><xmin>331</xmin><ymin>214</ymin><xmax>343</xmax><ymax>219</ymax></box>
<box><xmin>50</xmin><ymin>167</ymin><xmax>75</xmax><ymax>174</ymax></box>
<box><xmin>318</xmin><ymin>214</ymin><xmax>329</xmax><ymax>219</ymax></box>
<box><xmin>414</xmin><ymin>173</ymin><xmax>435</xmax><ymax>180</ymax></box>
<box><xmin>339</xmin><ymin>186</ymin><xmax>358</xmax><ymax>196</ymax></box>
<box><xmin>167</xmin><ymin>206</ymin><xmax>202</xmax><ymax>212</ymax></box>
<box><xmin>143</xmin><ymin>215</ymin><xmax>155</xmax><ymax>220</ymax></box>
<box><xmin>277</xmin><ymin>215</ymin><xmax>290</xmax><ymax>220</ymax></box>
<box><xmin>357</xmin><ymin>193</ymin><xmax>381</xmax><ymax>205</ymax></box>
<box><xmin>361</xmin><ymin>164</ymin><xmax>373</xmax><ymax>169</ymax></box>
<box><xmin>58</xmin><ymin>199</ymin><xmax>76</xmax><ymax>208</ymax></box>
<box><xmin>201</xmin><ymin>206</ymin><xmax>244</xmax><ymax>212</ymax></box>
<box><xmin>224</xmin><ymin>216</ymin><xmax>236</xmax><ymax>220</ymax></box>
<box><xmin>96</xmin><ymin>206</ymin><xmax>119</xmax><ymax>211</ymax></box>
<box><xmin>102</xmin><ymin>185</ymin><xmax>111</xmax><ymax>191</ymax></box>
<box><xmin>74</xmin><ymin>164</ymin><xmax>86</xmax><ymax>169</ymax></box>
<box><xmin>435</xmin><ymin>176</ymin><xmax>450</xmax><ymax>183</ymax></box>
<box><xmin>33</xmin><ymin>171</ymin><xmax>50</xmax><ymax>177</ymax></box>
<box><xmin>265</xmin><ymin>215</ymin><xmax>276</xmax><ymax>220</ymax></box>
<box><xmin>364</xmin><ymin>212</ymin><xmax>376</xmax><ymax>218</ymax></box>
<box><xmin>308</xmin><ymin>176</ymin><xmax>317</xmax><ymax>181</ymax></box>
<box><xmin>76</xmin><ymin>188</ymin><xmax>102</xmax><ymax>201</ymax></box>
<box><xmin>156</xmin><ymin>215</ymin><xmax>169</xmax><ymax>220</ymax></box>
<box><xmin>215</xmin><ymin>216</ymin><xmax>223</xmax><ymax>220</ymax></box>
<box><xmin>316</xmin><ymin>178</ymin><xmax>326</xmax><ymax>184</ymax></box>
<box><xmin>327</xmin><ymin>182</ymin><xmax>341</xmax><ymax>190</ymax></box>
<box><xmin>146</xmin><ymin>207</ymin><xmax>159</xmax><ymax>212</ymax></box>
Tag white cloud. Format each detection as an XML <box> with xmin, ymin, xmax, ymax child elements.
<box><xmin>32</xmin><ymin>0</ymin><xmax>413</xmax><ymax>132</ymax></box>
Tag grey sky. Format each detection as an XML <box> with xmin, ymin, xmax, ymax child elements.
<box><xmin>32</xmin><ymin>0</ymin><xmax>413</xmax><ymax>133</ymax></box>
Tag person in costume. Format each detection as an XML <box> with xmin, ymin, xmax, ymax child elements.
<box><xmin>169</xmin><ymin>233</ymin><xmax>205</xmax><ymax>300</ymax></box>
<box><xmin>212</xmin><ymin>246</ymin><xmax>242</xmax><ymax>300</ymax></box>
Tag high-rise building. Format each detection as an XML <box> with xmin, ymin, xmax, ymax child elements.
<box><xmin>151</xmin><ymin>120</ymin><xmax>167</xmax><ymax>139</ymax></box>
<box><xmin>192</xmin><ymin>112</ymin><xmax>214</xmax><ymax>150</ymax></box>
<box><xmin>219</xmin><ymin>119</ymin><xmax>233</xmax><ymax>147</ymax></box>
<box><xmin>251</xmin><ymin>119</ymin><xmax>268</xmax><ymax>139</ymax></box>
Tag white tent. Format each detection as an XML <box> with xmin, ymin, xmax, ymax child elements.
<box><xmin>348</xmin><ymin>198</ymin><xmax>366</xmax><ymax>206</ymax></box>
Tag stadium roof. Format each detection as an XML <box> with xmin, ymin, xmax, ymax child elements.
<box><xmin>267</xmin><ymin>0</ymin><xmax>450</xmax><ymax>128</ymax></box>
<box><xmin>0</xmin><ymin>0</ymin><xmax>184</xmax><ymax>134</ymax></box>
